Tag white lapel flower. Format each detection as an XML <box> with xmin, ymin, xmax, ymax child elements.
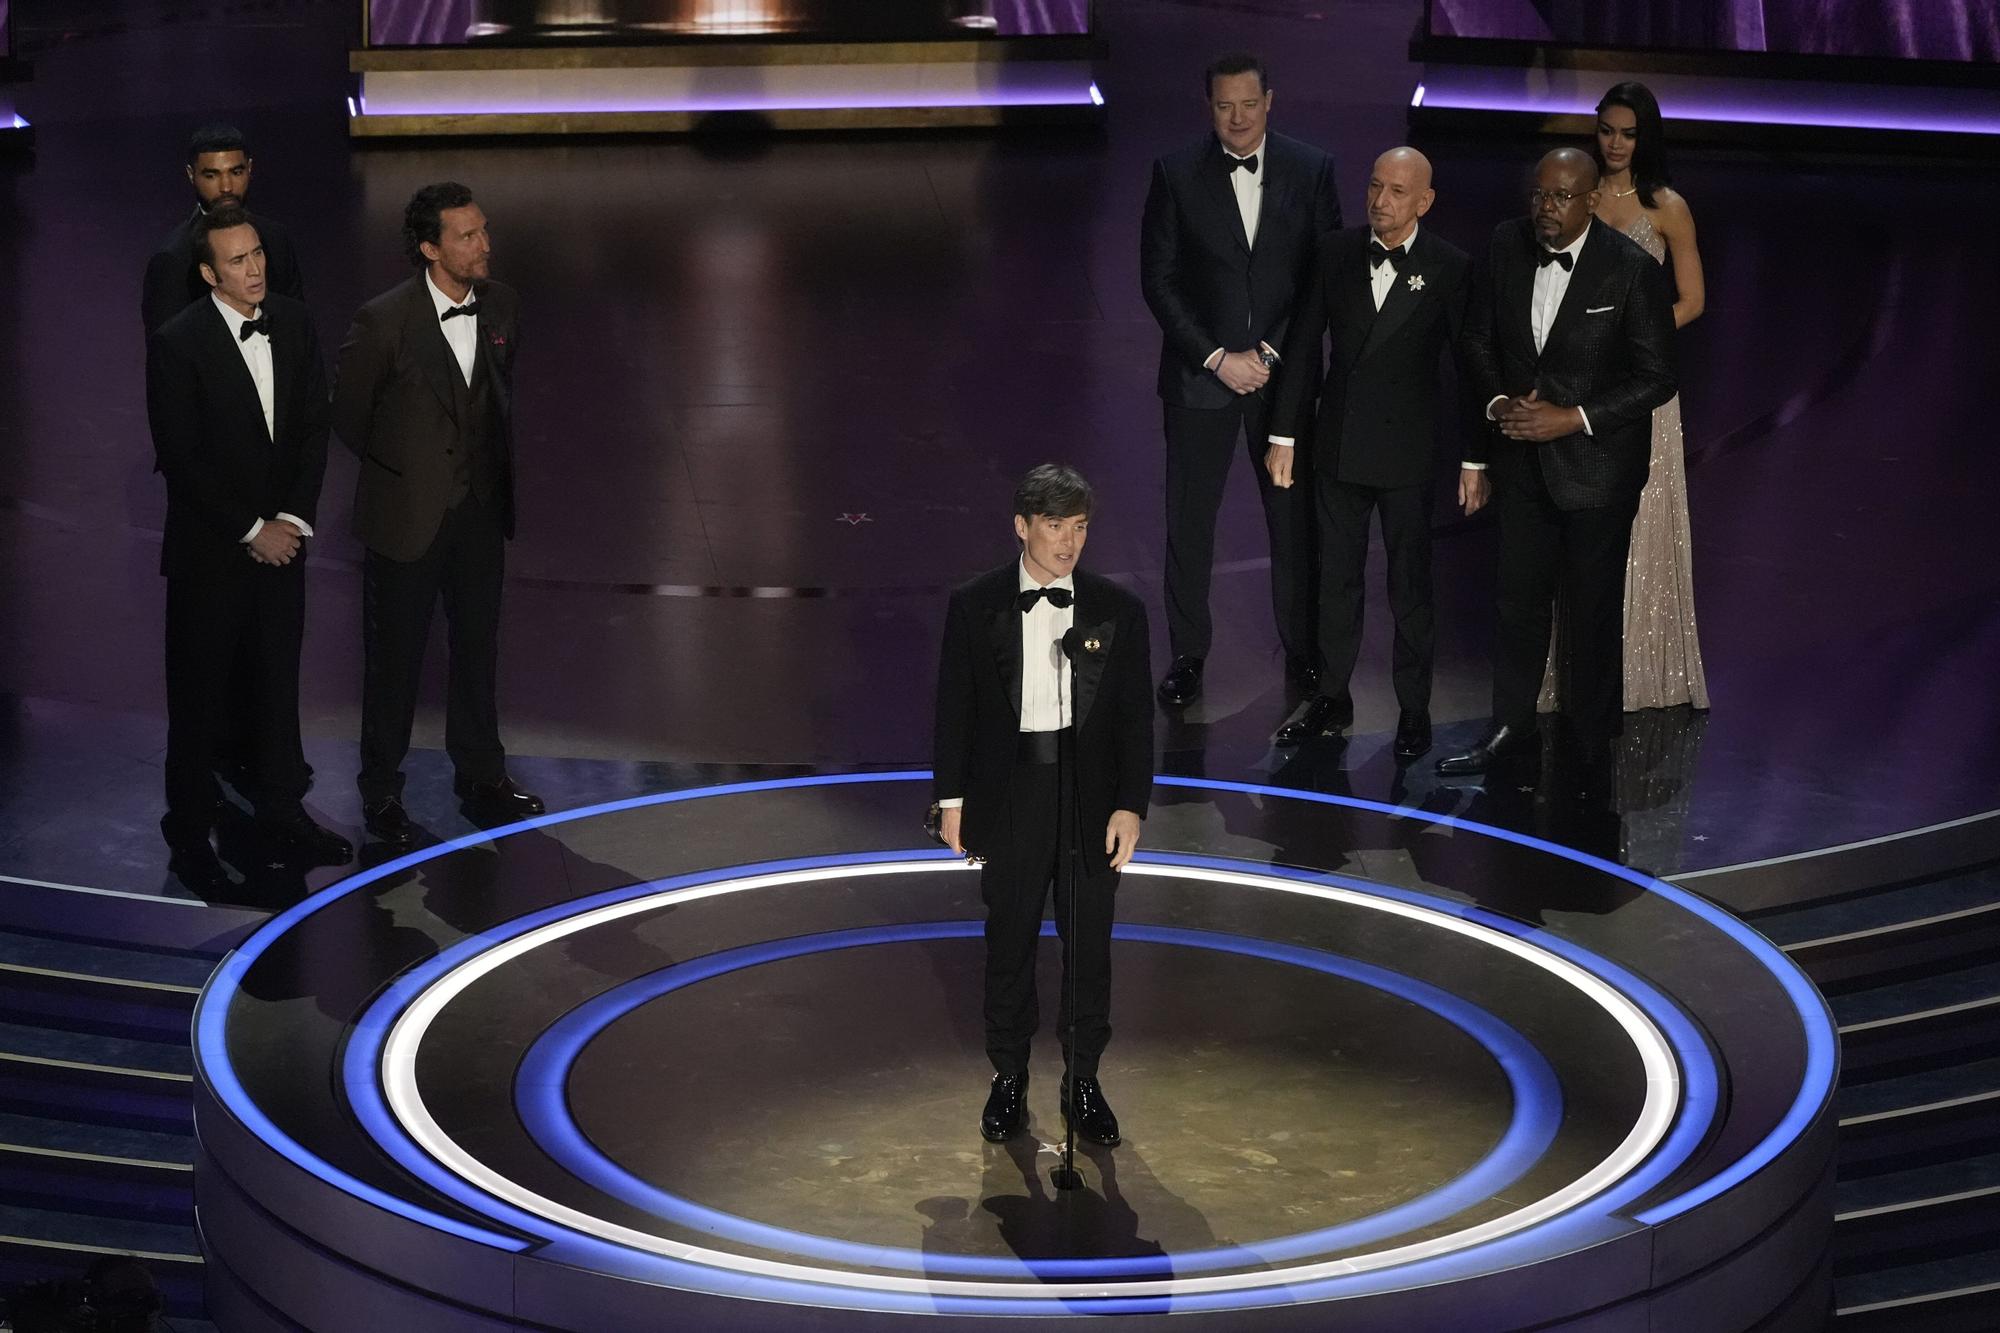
<box><xmin>1406</xmin><ymin>273</ymin><xmax>1425</xmax><ymax>292</ymax></box>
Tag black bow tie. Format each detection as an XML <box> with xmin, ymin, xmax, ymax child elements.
<box><xmin>1228</xmin><ymin>154</ymin><xmax>1258</xmax><ymax>175</ymax></box>
<box><xmin>1017</xmin><ymin>586</ymin><xmax>1074</xmax><ymax>613</ymax></box>
<box><xmin>1537</xmin><ymin>248</ymin><xmax>1574</xmax><ymax>271</ymax></box>
<box><xmin>441</xmin><ymin>301</ymin><xmax>481</xmax><ymax>322</ymax></box>
<box><xmin>239</xmin><ymin>316</ymin><xmax>269</xmax><ymax>342</ymax></box>
<box><xmin>1368</xmin><ymin>241</ymin><xmax>1407</xmax><ymax>271</ymax></box>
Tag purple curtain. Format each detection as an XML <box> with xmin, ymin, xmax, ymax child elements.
<box><xmin>370</xmin><ymin>0</ymin><xmax>475</xmax><ymax>46</ymax></box>
<box><xmin>1428</xmin><ymin>0</ymin><xmax>2000</xmax><ymax>59</ymax></box>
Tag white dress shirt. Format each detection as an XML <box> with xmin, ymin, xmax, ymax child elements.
<box><xmin>426</xmin><ymin>269</ymin><xmax>479</xmax><ymax>386</ymax></box>
<box><xmin>1016</xmin><ymin>559</ymin><xmax>1076</xmax><ymax>732</ymax></box>
<box><xmin>211</xmin><ymin>292</ymin><xmax>313</xmax><ymax>545</ymax></box>
<box><xmin>1203</xmin><ymin>136</ymin><xmax>1269</xmax><ymax>374</ymax></box>
<box><xmin>1482</xmin><ymin>226</ymin><xmax>1593</xmax><ymax>441</ymax></box>
<box><xmin>936</xmin><ymin>560</ymin><xmax>1076</xmax><ymax>812</ymax></box>
<box><xmin>1267</xmin><ymin>224</ymin><xmax>1419</xmax><ymax>451</ymax></box>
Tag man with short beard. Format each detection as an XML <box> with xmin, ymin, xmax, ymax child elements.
<box><xmin>141</xmin><ymin>123</ymin><xmax>305</xmax><ymax>336</ymax></box>
<box><xmin>333</xmin><ymin>182</ymin><xmax>544</xmax><ymax>844</ymax></box>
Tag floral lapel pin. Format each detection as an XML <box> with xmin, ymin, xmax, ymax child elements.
<box><xmin>1084</xmin><ymin>637</ymin><xmax>1103</xmax><ymax>653</ymax></box>
<box><xmin>1406</xmin><ymin>273</ymin><xmax>1425</xmax><ymax>292</ymax></box>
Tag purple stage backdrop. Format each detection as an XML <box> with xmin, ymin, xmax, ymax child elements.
<box><xmin>368</xmin><ymin>0</ymin><xmax>1089</xmax><ymax>45</ymax></box>
<box><xmin>2</xmin><ymin>0</ymin><xmax>10</xmax><ymax>60</ymax></box>
<box><xmin>1428</xmin><ymin>0</ymin><xmax>2000</xmax><ymax>62</ymax></box>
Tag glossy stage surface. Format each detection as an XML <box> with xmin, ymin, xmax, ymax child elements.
<box><xmin>194</xmin><ymin>775</ymin><xmax>1837</xmax><ymax>1328</ymax></box>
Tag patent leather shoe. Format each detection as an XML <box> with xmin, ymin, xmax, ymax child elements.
<box><xmin>1062</xmin><ymin>1075</ymin><xmax>1121</xmax><ymax>1147</ymax></box>
<box><xmin>1274</xmin><ymin>695</ymin><xmax>1352</xmax><ymax>746</ymax></box>
<box><xmin>980</xmin><ymin>1072</ymin><xmax>1029</xmax><ymax>1142</ymax></box>
<box><xmin>1393</xmin><ymin>710</ymin><xmax>1433</xmax><ymax>760</ymax></box>
<box><xmin>1435</xmin><ymin>724</ymin><xmax>1537</xmax><ymax>775</ymax></box>
<box><xmin>362</xmin><ymin>797</ymin><xmax>416</xmax><ymax>846</ymax></box>
<box><xmin>260</xmin><ymin>811</ymin><xmax>354</xmax><ymax>866</ymax></box>
<box><xmin>1156</xmin><ymin>655</ymin><xmax>1203</xmax><ymax>707</ymax></box>
<box><xmin>455</xmin><ymin>776</ymin><xmax>547</xmax><ymax>822</ymax></box>
<box><xmin>167</xmin><ymin>840</ymin><xmax>233</xmax><ymax>895</ymax></box>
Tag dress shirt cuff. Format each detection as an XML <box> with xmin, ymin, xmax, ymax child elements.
<box><xmin>937</xmin><ymin>797</ymin><xmax>964</xmax><ymax>809</ymax></box>
<box><xmin>274</xmin><ymin>512</ymin><xmax>314</xmax><ymax>538</ymax></box>
<box><xmin>241</xmin><ymin>518</ymin><xmax>263</xmax><ymax>544</ymax></box>
<box><xmin>1460</xmin><ymin>461</ymin><xmax>1488</xmax><ymax>471</ymax></box>
<box><xmin>1203</xmin><ymin>347</ymin><xmax>1225</xmax><ymax>372</ymax></box>
<box><xmin>1575</xmin><ymin>407</ymin><xmax>1593</xmax><ymax>436</ymax></box>
<box><xmin>1484</xmin><ymin>395</ymin><xmax>1508</xmax><ymax>421</ymax></box>
<box><xmin>1267</xmin><ymin>436</ymin><xmax>1295</xmax><ymax>448</ymax></box>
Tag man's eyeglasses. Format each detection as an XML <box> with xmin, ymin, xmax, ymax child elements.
<box><xmin>1529</xmin><ymin>188</ymin><xmax>1587</xmax><ymax>209</ymax></box>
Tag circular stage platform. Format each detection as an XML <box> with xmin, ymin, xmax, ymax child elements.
<box><xmin>192</xmin><ymin>775</ymin><xmax>1839</xmax><ymax>1331</ymax></box>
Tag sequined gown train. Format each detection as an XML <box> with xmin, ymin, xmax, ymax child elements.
<box><xmin>1540</xmin><ymin>211</ymin><xmax>1710</xmax><ymax>714</ymax></box>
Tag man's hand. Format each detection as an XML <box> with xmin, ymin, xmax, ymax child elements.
<box><xmin>247</xmin><ymin>523</ymin><xmax>301</xmax><ymax>566</ymax></box>
<box><xmin>1458</xmin><ymin>467</ymin><xmax>1490</xmax><ymax>515</ymax></box>
<box><xmin>1497</xmin><ymin>390</ymin><xmax>1585</xmax><ymax>442</ymax></box>
<box><xmin>1265</xmin><ymin>443</ymin><xmax>1295</xmax><ymax>489</ymax></box>
<box><xmin>939</xmin><ymin>805</ymin><xmax>980</xmax><ymax>864</ymax></box>
<box><xmin>1105</xmin><ymin>809</ymin><xmax>1142</xmax><ymax>871</ymax></box>
<box><xmin>1215</xmin><ymin>349</ymin><xmax>1271</xmax><ymax>396</ymax></box>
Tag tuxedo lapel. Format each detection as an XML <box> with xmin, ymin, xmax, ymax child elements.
<box><xmin>1541</xmin><ymin>219</ymin><xmax>1613</xmax><ymax>360</ymax></box>
<box><xmin>472</xmin><ymin>287</ymin><xmax>508</xmax><ymax>417</ymax></box>
<box><xmin>1248</xmin><ymin>140</ymin><xmax>1284</xmax><ymax>256</ymax></box>
<box><xmin>1335</xmin><ymin>236</ymin><xmax>1376</xmax><ymax>368</ymax></box>
<box><xmin>1201</xmin><ymin>141</ymin><xmax>1251</xmax><ymax>255</ymax></box>
<box><xmin>1503</xmin><ymin>224</ymin><xmax>1540</xmax><ymax>366</ymax></box>
<box><xmin>986</xmin><ymin>583</ymin><xmax>1023</xmax><ymax>721</ymax></box>
<box><xmin>404</xmin><ymin>281</ymin><xmax>460</xmax><ymax>421</ymax></box>
<box><xmin>200</xmin><ymin>303</ymin><xmax>270</xmax><ymax>444</ymax></box>
<box><xmin>1357</xmin><ymin>233</ymin><xmax>1425</xmax><ymax>362</ymax></box>
<box><xmin>1069</xmin><ymin>577</ymin><xmax>1117</xmax><ymax>729</ymax></box>
<box><xmin>270</xmin><ymin>314</ymin><xmax>294</xmax><ymax>449</ymax></box>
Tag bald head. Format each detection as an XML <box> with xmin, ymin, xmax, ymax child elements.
<box><xmin>1530</xmin><ymin>147</ymin><xmax>1600</xmax><ymax>248</ymax></box>
<box><xmin>1365</xmin><ymin>146</ymin><xmax>1436</xmax><ymax>248</ymax></box>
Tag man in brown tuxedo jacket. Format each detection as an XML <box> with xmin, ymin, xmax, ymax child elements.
<box><xmin>331</xmin><ymin>182</ymin><xmax>544</xmax><ymax>844</ymax></box>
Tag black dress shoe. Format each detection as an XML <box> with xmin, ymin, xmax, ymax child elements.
<box><xmin>1393</xmin><ymin>710</ymin><xmax>1433</xmax><ymax>760</ymax></box>
<box><xmin>1435</xmin><ymin>723</ymin><xmax>1538</xmax><ymax>775</ymax></box>
<box><xmin>1062</xmin><ymin>1075</ymin><xmax>1120</xmax><ymax>1147</ymax></box>
<box><xmin>1286</xmin><ymin>655</ymin><xmax>1321</xmax><ymax>694</ymax></box>
<box><xmin>1156</xmin><ymin>655</ymin><xmax>1203</xmax><ymax>707</ymax></box>
<box><xmin>362</xmin><ymin>797</ymin><xmax>416</xmax><ymax>846</ymax></box>
<box><xmin>260</xmin><ymin>811</ymin><xmax>354</xmax><ymax>866</ymax></box>
<box><xmin>1275</xmin><ymin>695</ymin><xmax>1353</xmax><ymax>746</ymax></box>
<box><xmin>980</xmin><ymin>1071</ymin><xmax>1029</xmax><ymax>1143</ymax></box>
<box><xmin>167</xmin><ymin>840</ymin><xmax>233</xmax><ymax>894</ymax></box>
<box><xmin>454</xmin><ymin>776</ymin><xmax>547</xmax><ymax>821</ymax></box>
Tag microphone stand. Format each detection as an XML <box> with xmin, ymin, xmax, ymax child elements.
<box><xmin>1051</xmin><ymin>625</ymin><xmax>1084</xmax><ymax>1193</ymax></box>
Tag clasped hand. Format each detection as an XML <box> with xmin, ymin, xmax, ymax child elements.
<box><xmin>247</xmin><ymin>520</ymin><xmax>303</xmax><ymax>566</ymax></box>
<box><xmin>1497</xmin><ymin>390</ymin><xmax>1584</xmax><ymax>442</ymax></box>
<box><xmin>1214</xmin><ymin>348</ymin><xmax>1271</xmax><ymax>396</ymax></box>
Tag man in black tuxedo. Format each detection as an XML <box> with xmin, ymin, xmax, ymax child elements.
<box><xmin>933</xmin><ymin>465</ymin><xmax>1154</xmax><ymax>1147</ymax></box>
<box><xmin>332</xmin><ymin>182</ymin><xmax>544</xmax><ymax>844</ymax></box>
<box><xmin>146</xmin><ymin>207</ymin><xmax>351</xmax><ymax>892</ymax></box>
<box><xmin>1438</xmin><ymin>148</ymin><xmax>1677</xmax><ymax>780</ymax></box>
<box><xmin>1141</xmin><ymin>52</ymin><xmax>1341</xmax><ymax>707</ymax></box>
<box><xmin>141</xmin><ymin>124</ymin><xmax>305</xmax><ymax>337</ymax></box>
<box><xmin>1265</xmin><ymin>147</ymin><xmax>1476</xmax><ymax>760</ymax></box>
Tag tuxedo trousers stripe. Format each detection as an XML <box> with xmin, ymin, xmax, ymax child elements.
<box><xmin>162</xmin><ymin>561</ymin><xmax>309</xmax><ymax>842</ymax></box>
<box><xmin>1161</xmin><ymin>398</ymin><xmax>1317</xmax><ymax>661</ymax></box>
<box><xmin>1314</xmin><ymin>476</ymin><xmax>1435</xmax><ymax>711</ymax></box>
<box><xmin>358</xmin><ymin>495</ymin><xmax>507</xmax><ymax>803</ymax></box>
<box><xmin>1492</xmin><ymin>465</ymin><xmax>1639</xmax><ymax>742</ymax></box>
<box><xmin>980</xmin><ymin>751</ymin><xmax>1115</xmax><ymax>1080</ymax></box>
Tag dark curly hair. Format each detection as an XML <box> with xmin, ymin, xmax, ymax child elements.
<box><xmin>1013</xmin><ymin>464</ymin><xmax>1096</xmax><ymax>523</ymax></box>
<box><xmin>403</xmin><ymin>181</ymin><xmax>476</xmax><ymax>268</ymax></box>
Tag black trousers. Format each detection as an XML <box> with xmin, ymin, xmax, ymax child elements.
<box><xmin>1162</xmin><ymin>397</ymin><xmax>1317</xmax><ymax>662</ymax></box>
<box><xmin>1492</xmin><ymin>461</ymin><xmax>1640</xmax><ymax>745</ymax></box>
<box><xmin>980</xmin><ymin>744</ymin><xmax>1117</xmax><ymax>1080</ymax></box>
<box><xmin>1316</xmin><ymin>475</ymin><xmax>1435</xmax><ymax>712</ymax></box>
<box><xmin>162</xmin><ymin>559</ymin><xmax>309</xmax><ymax>845</ymax></box>
<box><xmin>359</xmin><ymin>496</ymin><xmax>507</xmax><ymax>804</ymax></box>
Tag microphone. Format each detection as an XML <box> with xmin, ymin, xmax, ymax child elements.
<box><xmin>1060</xmin><ymin>627</ymin><xmax>1084</xmax><ymax>662</ymax></box>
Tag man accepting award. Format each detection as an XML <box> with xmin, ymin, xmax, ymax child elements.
<box><xmin>932</xmin><ymin>466</ymin><xmax>1154</xmax><ymax>1148</ymax></box>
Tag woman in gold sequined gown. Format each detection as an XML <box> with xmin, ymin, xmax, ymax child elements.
<box><xmin>1540</xmin><ymin>81</ymin><xmax>1711</xmax><ymax>715</ymax></box>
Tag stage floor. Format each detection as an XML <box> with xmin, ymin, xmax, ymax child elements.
<box><xmin>194</xmin><ymin>776</ymin><xmax>1836</xmax><ymax>1328</ymax></box>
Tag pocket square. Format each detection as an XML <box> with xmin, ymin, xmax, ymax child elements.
<box><xmin>1586</xmin><ymin>305</ymin><xmax>1614</xmax><ymax>314</ymax></box>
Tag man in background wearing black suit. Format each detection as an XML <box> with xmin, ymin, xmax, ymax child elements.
<box><xmin>1266</xmin><ymin>147</ymin><xmax>1475</xmax><ymax>760</ymax></box>
<box><xmin>333</xmin><ymin>182</ymin><xmax>544</xmax><ymax>845</ymax></box>
<box><xmin>1438</xmin><ymin>148</ymin><xmax>1677</xmax><ymax>784</ymax></box>
<box><xmin>141</xmin><ymin>124</ymin><xmax>304</xmax><ymax>337</ymax></box>
<box><xmin>1141</xmin><ymin>52</ymin><xmax>1341</xmax><ymax>708</ymax></box>
<box><xmin>933</xmin><ymin>465</ymin><xmax>1153</xmax><ymax>1148</ymax></box>
<box><xmin>146</xmin><ymin>207</ymin><xmax>351</xmax><ymax>893</ymax></box>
